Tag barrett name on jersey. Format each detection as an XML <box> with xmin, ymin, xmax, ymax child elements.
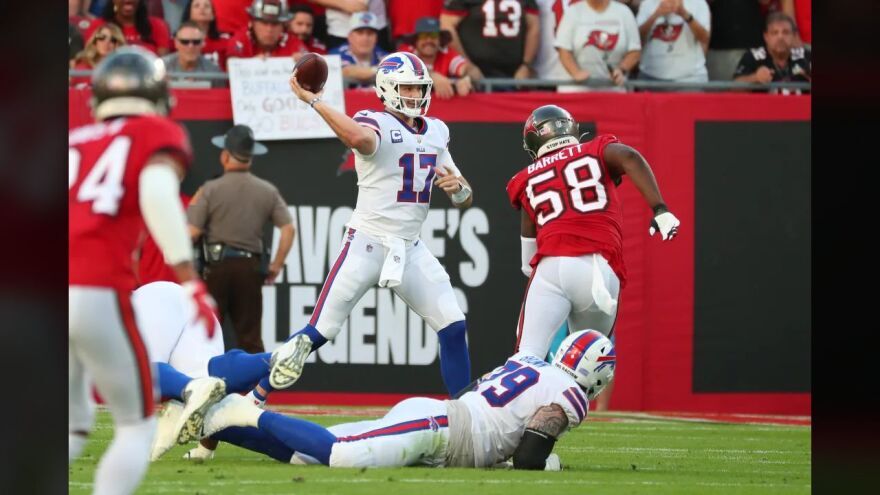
<box><xmin>348</xmin><ymin>110</ymin><xmax>461</xmax><ymax>241</ymax></box>
<box><xmin>506</xmin><ymin>134</ymin><xmax>627</xmax><ymax>285</ymax></box>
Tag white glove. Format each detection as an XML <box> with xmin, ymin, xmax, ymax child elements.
<box><xmin>649</xmin><ymin>210</ymin><xmax>680</xmax><ymax>241</ymax></box>
<box><xmin>183</xmin><ymin>444</ymin><xmax>215</xmax><ymax>460</ymax></box>
<box><xmin>544</xmin><ymin>453</ymin><xmax>562</xmax><ymax>471</ymax></box>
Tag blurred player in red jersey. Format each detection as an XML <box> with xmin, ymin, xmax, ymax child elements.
<box><xmin>68</xmin><ymin>46</ymin><xmax>221</xmax><ymax>495</ymax></box>
<box><xmin>506</xmin><ymin>105</ymin><xmax>680</xmax><ymax>359</ymax></box>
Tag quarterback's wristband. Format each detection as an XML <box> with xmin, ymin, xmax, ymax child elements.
<box><xmin>451</xmin><ymin>184</ymin><xmax>472</xmax><ymax>204</ymax></box>
<box><xmin>308</xmin><ymin>97</ymin><xmax>321</xmax><ymax>108</ymax></box>
<box><xmin>652</xmin><ymin>203</ymin><xmax>669</xmax><ymax>216</ymax></box>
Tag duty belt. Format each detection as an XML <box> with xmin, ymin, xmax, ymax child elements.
<box><xmin>206</xmin><ymin>243</ymin><xmax>259</xmax><ymax>262</ymax></box>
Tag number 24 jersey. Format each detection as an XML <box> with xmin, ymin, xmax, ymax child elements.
<box><xmin>458</xmin><ymin>352</ymin><xmax>589</xmax><ymax>467</ymax></box>
<box><xmin>69</xmin><ymin>116</ymin><xmax>193</xmax><ymax>290</ymax></box>
<box><xmin>506</xmin><ymin>135</ymin><xmax>627</xmax><ymax>286</ymax></box>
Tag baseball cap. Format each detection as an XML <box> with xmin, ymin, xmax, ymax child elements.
<box><xmin>211</xmin><ymin>125</ymin><xmax>268</xmax><ymax>160</ymax></box>
<box><xmin>403</xmin><ymin>17</ymin><xmax>452</xmax><ymax>46</ymax></box>
<box><xmin>350</xmin><ymin>11</ymin><xmax>380</xmax><ymax>32</ymax></box>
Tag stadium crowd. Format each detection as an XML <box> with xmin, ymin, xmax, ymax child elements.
<box><xmin>69</xmin><ymin>0</ymin><xmax>811</xmax><ymax>93</ymax></box>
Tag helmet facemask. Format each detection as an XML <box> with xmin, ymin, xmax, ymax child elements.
<box><xmin>391</xmin><ymin>81</ymin><xmax>432</xmax><ymax>118</ymax></box>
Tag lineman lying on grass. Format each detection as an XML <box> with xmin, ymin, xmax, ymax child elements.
<box><xmin>133</xmin><ymin>281</ymin><xmax>313</xmax><ymax>460</ymax></box>
<box><xmin>190</xmin><ymin>330</ymin><xmax>615</xmax><ymax>470</ymax></box>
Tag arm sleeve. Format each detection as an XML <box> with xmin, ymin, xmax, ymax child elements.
<box><xmin>139</xmin><ymin>164</ymin><xmax>193</xmax><ymax>265</ymax></box>
<box><xmin>512</xmin><ymin>429</ymin><xmax>556</xmax><ymax>470</ymax></box>
<box><xmin>521</xmin><ymin>236</ymin><xmax>537</xmax><ymax>277</ymax></box>
<box><xmin>271</xmin><ymin>189</ymin><xmax>293</xmax><ymax>227</ymax></box>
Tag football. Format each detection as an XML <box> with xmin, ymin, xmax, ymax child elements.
<box><xmin>294</xmin><ymin>53</ymin><xmax>328</xmax><ymax>93</ymax></box>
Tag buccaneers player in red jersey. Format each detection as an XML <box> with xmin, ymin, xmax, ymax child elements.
<box><xmin>68</xmin><ymin>47</ymin><xmax>219</xmax><ymax>494</ymax></box>
<box><xmin>506</xmin><ymin>105</ymin><xmax>680</xmax><ymax>358</ymax></box>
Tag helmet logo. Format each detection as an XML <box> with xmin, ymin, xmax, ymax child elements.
<box><xmin>402</xmin><ymin>52</ymin><xmax>425</xmax><ymax>77</ymax></box>
<box><xmin>594</xmin><ymin>354</ymin><xmax>616</xmax><ymax>373</ymax></box>
<box><xmin>378</xmin><ymin>56</ymin><xmax>405</xmax><ymax>74</ymax></box>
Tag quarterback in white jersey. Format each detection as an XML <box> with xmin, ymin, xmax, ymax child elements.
<box><xmin>266</xmin><ymin>51</ymin><xmax>474</xmax><ymax>399</ymax></box>
<box><xmin>199</xmin><ymin>330</ymin><xmax>616</xmax><ymax>470</ymax></box>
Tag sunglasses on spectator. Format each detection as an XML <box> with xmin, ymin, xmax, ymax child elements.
<box><xmin>177</xmin><ymin>38</ymin><xmax>204</xmax><ymax>46</ymax></box>
<box><xmin>95</xmin><ymin>35</ymin><xmax>120</xmax><ymax>44</ymax></box>
<box><xmin>417</xmin><ymin>33</ymin><xmax>440</xmax><ymax>40</ymax></box>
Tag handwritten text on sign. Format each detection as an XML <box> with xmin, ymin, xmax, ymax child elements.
<box><xmin>228</xmin><ymin>55</ymin><xmax>345</xmax><ymax>140</ymax></box>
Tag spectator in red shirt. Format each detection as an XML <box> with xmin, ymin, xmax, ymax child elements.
<box><xmin>227</xmin><ymin>0</ymin><xmax>305</xmax><ymax>59</ymax></box>
<box><xmin>387</xmin><ymin>0</ymin><xmax>443</xmax><ymax>44</ymax></box>
<box><xmin>213</xmin><ymin>0</ymin><xmax>253</xmax><ymax>34</ymax></box>
<box><xmin>288</xmin><ymin>4</ymin><xmax>328</xmax><ymax>54</ymax></box>
<box><xmin>70</xmin><ymin>0</ymin><xmax>96</xmax><ymax>37</ymax></box>
<box><xmin>70</xmin><ymin>23</ymin><xmax>126</xmax><ymax>88</ymax></box>
<box><xmin>181</xmin><ymin>0</ymin><xmax>231</xmax><ymax>68</ymax></box>
<box><xmin>399</xmin><ymin>17</ymin><xmax>480</xmax><ymax>99</ymax></box>
<box><xmin>87</xmin><ymin>0</ymin><xmax>173</xmax><ymax>55</ymax></box>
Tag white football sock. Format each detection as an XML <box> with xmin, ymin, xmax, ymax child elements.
<box><xmin>245</xmin><ymin>389</ymin><xmax>266</xmax><ymax>408</ymax></box>
<box><xmin>93</xmin><ymin>417</ymin><xmax>156</xmax><ymax>495</ymax></box>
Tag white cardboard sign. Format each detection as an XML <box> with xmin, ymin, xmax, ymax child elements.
<box><xmin>227</xmin><ymin>55</ymin><xmax>345</xmax><ymax>141</ymax></box>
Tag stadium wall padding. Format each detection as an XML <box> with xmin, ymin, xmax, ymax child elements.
<box><xmin>69</xmin><ymin>89</ymin><xmax>811</xmax><ymax>415</ymax></box>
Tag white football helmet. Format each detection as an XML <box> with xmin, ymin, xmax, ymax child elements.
<box><xmin>552</xmin><ymin>330</ymin><xmax>616</xmax><ymax>400</ymax></box>
<box><xmin>375</xmin><ymin>52</ymin><xmax>433</xmax><ymax>118</ymax></box>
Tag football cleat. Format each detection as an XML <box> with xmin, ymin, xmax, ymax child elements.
<box><xmin>174</xmin><ymin>377</ymin><xmax>227</xmax><ymax>444</ymax></box>
<box><xmin>150</xmin><ymin>400</ymin><xmax>184</xmax><ymax>461</ymax></box>
<box><xmin>268</xmin><ymin>334</ymin><xmax>312</xmax><ymax>390</ymax></box>
<box><xmin>202</xmin><ymin>393</ymin><xmax>263</xmax><ymax>439</ymax></box>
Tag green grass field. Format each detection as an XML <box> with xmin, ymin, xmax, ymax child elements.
<box><xmin>69</xmin><ymin>407</ymin><xmax>810</xmax><ymax>494</ymax></box>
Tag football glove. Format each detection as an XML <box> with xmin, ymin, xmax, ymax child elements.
<box><xmin>649</xmin><ymin>205</ymin><xmax>680</xmax><ymax>241</ymax></box>
<box><xmin>182</xmin><ymin>280</ymin><xmax>218</xmax><ymax>339</ymax></box>
<box><xmin>544</xmin><ymin>453</ymin><xmax>562</xmax><ymax>471</ymax></box>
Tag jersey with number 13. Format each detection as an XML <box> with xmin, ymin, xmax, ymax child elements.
<box><xmin>69</xmin><ymin>115</ymin><xmax>193</xmax><ymax>290</ymax></box>
<box><xmin>506</xmin><ymin>135</ymin><xmax>627</xmax><ymax>285</ymax></box>
<box><xmin>348</xmin><ymin>110</ymin><xmax>461</xmax><ymax>241</ymax></box>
